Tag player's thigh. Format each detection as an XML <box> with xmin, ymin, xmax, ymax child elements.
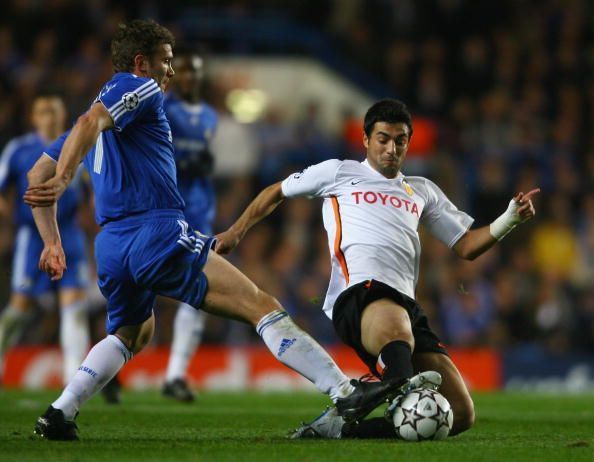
<box><xmin>202</xmin><ymin>251</ymin><xmax>280</xmax><ymax>326</ymax></box>
<box><xmin>360</xmin><ymin>298</ymin><xmax>414</xmax><ymax>356</ymax></box>
<box><xmin>58</xmin><ymin>288</ymin><xmax>87</xmax><ymax>307</ymax></box>
<box><xmin>412</xmin><ymin>351</ymin><xmax>475</xmax><ymax>434</ymax></box>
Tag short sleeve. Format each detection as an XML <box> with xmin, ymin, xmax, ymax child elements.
<box><xmin>420</xmin><ymin>178</ymin><xmax>474</xmax><ymax>248</ymax></box>
<box><xmin>43</xmin><ymin>130</ymin><xmax>70</xmax><ymax>162</ymax></box>
<box><xmin>0</xmin><ymin>139</ymin><xmax>19</xmax><ymax>192</ymax></box>
<box><xmin>281</xmin><ymin>159</ymin><xmax>342</xmax><ymax>198</ymax></box>
<box><xmin>98</xmin><ymin>77</ymin><xmax>161</xmax><ymax>131</ymax></box>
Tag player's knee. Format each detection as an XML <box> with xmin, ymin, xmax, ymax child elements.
<box><xmin>115</xmin><ymin>317</ymin><xmax>155</xmax><ymax>354</ymax></box>
<box><xmin>451</xmin><ymin>397</ymin><xmax>475</xmax><ymax>435</ymax></box>
<box><xmin>133</xmin><ymin>332</ymin><xmax>152</xmax><ymax>354</ymax></box>
<box><xmin>364</xmin><ymin>324</ymin><xmax>414</xmax><ymax>356</ymax></box>
<box><xmin>248</xmin><ymin>290</ymin><xmax>283</xmax><ymax>326</ymax></box>
<box><xmin>116</xmin><ymin>332</ymin><xmax>150</xmax><ymax>355</ymax></box>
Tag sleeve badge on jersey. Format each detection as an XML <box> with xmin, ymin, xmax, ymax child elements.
<box><xmin>122</xmin><ymin>92</ymin><xmax>140</xmax><ymax>110</ymax></box>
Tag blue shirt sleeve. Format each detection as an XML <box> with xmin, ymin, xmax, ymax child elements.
<box><xmin>0</xmin><ymin>139</ymin><xmax>19</xmax><ymax>193</ymax></box>
<box><xmin>43</xmin><ymin>131</ymin><xmax>70</xmax><ymax>162</ymax></box>
<box><xmin>97</xmin><ymin>76</ymin><xmax>161</xmax><ymax>131</ymax></box>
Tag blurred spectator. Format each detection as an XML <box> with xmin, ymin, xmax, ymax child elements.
<box><xmin>439</xmin><ymin>260</ymin><xmax>495</xmax><ymax>346</ymax></box>
<box><xmin>529</xmin><ymin>195</ymin><xmax>579</xmax><ymax>281</ymax></box>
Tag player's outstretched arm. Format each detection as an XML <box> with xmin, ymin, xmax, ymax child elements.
<box><xmin>27</xmin><ymin>155</ymin><xmax>65</xmax><ymax>280</ymax></box>
<box><xmin>453</xmin><ymin>188</ymin><xmax>540</xmax><ymax>260</ymax></box>
<box><xmin>215</xmin><ymin>181</ymin><xmax>285</xmax><ymax>254</ymax></box>
<box><xmin>23</xmin><ymin>103</ymin><xmax>114</xmax><ymax>207</ymax></box>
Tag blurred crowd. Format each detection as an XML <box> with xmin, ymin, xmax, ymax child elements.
<box><xmin>0</xmin><ymin>0</ymin><xmax>593</xmax><ymax>355</ymax></box>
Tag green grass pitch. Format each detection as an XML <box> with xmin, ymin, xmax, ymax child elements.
<box><xmin>0</xmin><ymin>390</ymin><xmax>593</xmax><ymax>462</ymax></box>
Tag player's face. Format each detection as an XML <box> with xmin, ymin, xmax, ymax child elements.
<box><xmin>148</xmin><ymin>43</ymin><xmax>174</xmax><ymax>91</ymax></box>
<box><xmin>31</xmin><ymin>96</ymin><xmax>66</xmax><ymax>140</ymax></box>
<box><xmin>173</xmin><ymin>55</ymin><xmax>204</xmax><ymax>101</ymax></box>
<box><xmin>363</xmin><ymin>122</ymin><xmax>410</xmax><ymax>179</ymax></box>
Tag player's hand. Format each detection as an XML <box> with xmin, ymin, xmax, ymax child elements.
<box><xmin>39</xmin><ymin>243</ymin><xmax>67</xmax><ymax>281</ymax></box>
<box><xmin>23</xmin><ymin>176</ymin><xmax>69</xmax><ymax>207</ymax></box>
<box><xmin>512</xmin><ymin>188</ymin><xmax>540</xmax><ymax>222</ymax></box>
<box><xmin>214</xmin><ymin>229</ymin><xmax>242</xmax><ymax>254</ymax></box>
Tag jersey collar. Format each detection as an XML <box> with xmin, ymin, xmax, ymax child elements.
<box><xmin>361</xmin><ymin>159</ymin><xmax>404</xmax><ymax>182</ymax></box>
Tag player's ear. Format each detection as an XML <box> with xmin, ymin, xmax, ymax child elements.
<box><xmin>363</xmin><ymin>131</ymin><xmax>369</xmax><ymax>149</ymax></box>
<box><xmin>133</xmin><ymin>54</ymin><xmax>149</xmax><ymax>74</ymax></box>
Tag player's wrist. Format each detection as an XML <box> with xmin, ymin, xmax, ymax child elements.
<box><xmin>489</xmin><ymin>199</ymin><xmax>522</xmax><ymax>240</ymax></box>
<box><xmin>228</xmin><ymin>223</ymin><xmax>246</xmax><ymax>241</ymax></box>
<box><xmin>44</xmin><ymin>236</ymin><xmax>62</xmax><ymax>246</ymax></box>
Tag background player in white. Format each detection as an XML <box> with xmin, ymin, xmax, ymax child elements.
<box><xmin>24</xmin><ymin>21</ymin><xmax>415</xmax><ymax>440</ymax></box>
<box><xmin>216</xmin><ymin>99</ymin><xmax>539</xmax><ymax>438</ymax></box>
<box><xmin>161</xmin><ymin>49</ymin><xmax>218</xmax><ymax>402</ymax></box>
<box><xmin>0</xmin><ymin>92</ymin><xmax>90</xmax><ymax>385</ymax></box>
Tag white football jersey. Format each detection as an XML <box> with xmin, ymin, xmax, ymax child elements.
<box><xmin>281</xmin><ymin>158</ymin><xmax>474</xmax><ymax>320</ymax></box>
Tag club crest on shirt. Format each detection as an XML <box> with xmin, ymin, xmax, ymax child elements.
<box><xmin>403</xmin><ymin>180</ymin><xmax>414</xmax><ymax>196</ymax></box>
<box><xmin>122</xmin><ymin>92</ymin><xmax>140</xmax><ymax>110</ymax></box>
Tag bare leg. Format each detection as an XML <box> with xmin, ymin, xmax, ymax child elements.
<box><xmin>200</xmin><ymin>251</ymin><xmax>354</xmax><ymax>401</ymax></box>
<box><xmin>412</xmin><ymin>352</ymin><xmax>475</xmax><ymax>435</ymax></box>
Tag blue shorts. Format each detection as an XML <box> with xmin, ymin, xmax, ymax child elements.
<box><xmin>95</xmin><ymin>209</ymin><xmax>215</xmax><ymax>334</ymax></box>
<box><xmin>11</xmin><ymin>223</ymin><xmax>89</xmax><ymax>296</ymax></box>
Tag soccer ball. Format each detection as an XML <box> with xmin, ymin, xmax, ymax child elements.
<box><xmin>392</xmin><ymin>388</ymin><xmax>453</xmax><ymax>441</ymax></box>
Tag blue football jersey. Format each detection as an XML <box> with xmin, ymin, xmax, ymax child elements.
<box><xmin>163</xmin><ymin>93</ymin><xmax>218</xmax><ymax>233</ymax></box>
<box><xmin>45</xmin><ymin>73</ymin><xmax>184</xmax><ymax>226</ymax></box>
<box><xmin>0</xmin><ymin>132</ymin><xmax>81</xmax><ymax>227</ymax></box>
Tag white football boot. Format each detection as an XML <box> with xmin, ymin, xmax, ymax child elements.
<box><xmin>408</xmin><ymin>370</ymin><xmax>442</xmax><ymax>392</ymax></box>
<box><xmin>289</xmin><ymin>407</ymin><xmax>345</xmax><ymax>439</ymax></box>
<box><xmin>385</xmin><ymin>370</ymin><xmax>442</xmax><ymax>420</ymax></box>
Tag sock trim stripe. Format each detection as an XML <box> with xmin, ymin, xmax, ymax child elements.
<box><xmin>256</xmin><ymin>311</ymin><xmax>288</xmax><ymax>336</ymax></box>
<box><xmin>106</xmin><ymin>335</ymin><xmax>133</xmax><ymax>363</ymax></box>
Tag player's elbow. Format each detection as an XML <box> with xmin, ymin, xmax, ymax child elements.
<box><xmin>453</xmin><ymin>240</ymin><xmax>478</xmax><ymax>260</ymax></box>
<box><xmin>459</xmin><ymin>248</ymin><xmax>480</xmax><ymax>261</ymax></box>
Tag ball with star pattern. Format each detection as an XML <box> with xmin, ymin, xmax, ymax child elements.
<box><xmin>392</xmin><ymin>388</ymin><xmax>453</xmax><ymax>441</ymax></box>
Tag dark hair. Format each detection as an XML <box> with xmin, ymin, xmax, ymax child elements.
<box><xmin>363</xmin><ymin>99</ymin><xmax>413</xmax><ymax>137</ymax></box>
<box><xmin>34</xmin><ymin>87</ymin><xmax>65</xmax><ymax>101</ymax></box>
<box><xmin>111</xmin><ymin>19</ymin><xmax>175</xmax><ymax>73</ymax></box>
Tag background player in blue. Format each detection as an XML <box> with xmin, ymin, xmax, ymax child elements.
<box><xmin>161</xmin><ymin>49</ymin><xmax>218</xmax><ymax>402</ymax></box>
<box><xmin>24</xmin><ymin>19</ymin><xmax>406</xmax><ymax>440</ymax></box>
<box><xmin>0</xmin><ymin>92</ymin><xmax>90</xmax><ymax>386</ymax></box>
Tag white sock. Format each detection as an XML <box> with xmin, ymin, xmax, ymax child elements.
<box><xmin>60</xmin><ymin>300</ymin><xmax>90</xmax><ymax>384</ymax></box>
<box><xmin>256</xmin><ymin>310</ymin><xmax>354</xmax><ymax>402</ymax></box>
<box><xmin>165</xmin><ymin>303</ymin><xmax>205</xmax><ymax>382</ymax></box>
<box><xmin>52</xmin><ymin>335</ymin><xmax>132</xmax><ymax>420</ymax></box>
<box><xmin>0</xmin><ymin>305</ymin><xmax>30</xmax><ymax>375</ymax></box>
